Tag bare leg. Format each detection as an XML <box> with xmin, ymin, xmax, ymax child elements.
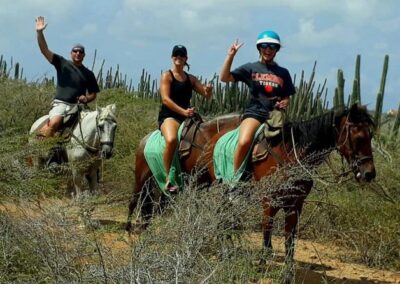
<box><xmin>40</xmin><ymin>115</ymin><xmax>63</xmax><ymax>138</ymax></box>
<box><xmin>160</xmin><ymin>118</ymin><xmax>180</xmax><ymax>185</ymax></box>
<box><xmin>233</xmin><ymin>118</ymin><xmax>261</xmax><ymax>172</ymax></box>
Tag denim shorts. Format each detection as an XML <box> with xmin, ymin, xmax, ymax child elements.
<box><xmin>242</xmin><ymin>101</ymin><xmax>273</xmax><ymax>123</ymax></box>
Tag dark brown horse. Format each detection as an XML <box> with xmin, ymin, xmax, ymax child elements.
<box><xmin>205</xmin><ymin>104</ymin><xmax>376</xmax><ymax>265</ymax></box>
<box><xmin>126</xmin><ymin>113</ymin><xmax>241</xmax><ymax>230</ymax></box>
<box><xmin>126</xmin><ymin>104</ymin><xmax>376</xmax><ymax>272</ymax></box>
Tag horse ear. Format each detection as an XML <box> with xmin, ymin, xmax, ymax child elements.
<box><xmin>350</xmin><ymin>103</ymin><xmax>358</xmax><ymax>113</ymax></box>
<box><xmin>109</xmin><ymin>104</ymin><xmax>116</xmax><ymax>114</ymax></box>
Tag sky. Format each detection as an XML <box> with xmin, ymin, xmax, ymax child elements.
<box><xmin>1</xmin><ymin>0</ymin><xmax>399</xmax><ymax>111</ymax></box>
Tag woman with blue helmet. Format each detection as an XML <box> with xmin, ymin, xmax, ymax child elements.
<box><xmin>220</xmin><ymin>30</ymin><xmax>295</xmax><ymax>174</ymax></box>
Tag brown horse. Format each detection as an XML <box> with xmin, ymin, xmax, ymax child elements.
<box><xmin>205</xmin><ymin>104</ymin><xmax>376</xmax><ymax>266</ymax></box>
<box><xmin>126</xmin><ymin>113</ymin><xmax>241</xmax><ymax>231</ymax></box>
<box><xmin>126</xmin><ymin>104</ymin><xmax>376</xmax><ymax>272</ymax></box>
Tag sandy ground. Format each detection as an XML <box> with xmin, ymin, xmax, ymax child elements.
<box><xmin>1</xmin><ymin>199</ymin><xmax>399</xmax><ymax>283</ymax></box>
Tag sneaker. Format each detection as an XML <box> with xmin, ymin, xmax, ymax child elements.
<box><xmin>165</xmin><ymin>181</ymin><xmax>179</xmax><ymax>193</ymax></box>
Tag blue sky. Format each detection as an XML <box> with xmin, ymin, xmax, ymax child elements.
<box><xmin>1</xmin><ymin>0</ymin><xmax>399</xmax><ymax>111</ymax></box>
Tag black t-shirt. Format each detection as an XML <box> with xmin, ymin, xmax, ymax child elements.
<box><xmin>51</xmin><ymin>54</ymin><xmax>100</xmax><ymax>103</ymax></box>
<box><xmin>231</xmin><ymin>61</ymin><xmax>295</xmax><ymax>110</ymax></box>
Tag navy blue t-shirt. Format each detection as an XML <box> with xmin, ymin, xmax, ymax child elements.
<box><xmin>232</xmin><ymin>61</ymin><xmax>295</xmax><ymax>106</ymax></box>
<box><xmin>232</xmin><ymin>61</ymin><xmax>295</xmax><ymax>119</ymax></box>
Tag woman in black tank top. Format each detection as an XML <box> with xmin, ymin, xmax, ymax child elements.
<box><xmin>159</xmin><ymin>45</ymin><xmax>213</xmax><ymax>192</ymax></box>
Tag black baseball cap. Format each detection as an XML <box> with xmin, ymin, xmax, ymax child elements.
<box><xmin>171</xmin><ymin>45</ymin><xmax>187</xmax><ymax>57</ymax></box>
<box><xmin>71</xmin><ymin>44</ymin><xmax>85</xmax><ymax>53</ymax></box>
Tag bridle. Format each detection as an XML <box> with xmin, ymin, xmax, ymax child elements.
<box><xmin>73</xmin><ymin>110</ymin><xmax>117</xmax><ymax>155</ymax></box>
<box><xmin>289</xmin><ymin>110</ymin><xmax>374</xmax><ymax>184</ymax></box>
<box><xmin>335</xmin><ymin>114</ymin><xmax>374</xmax><ymax>176</ymax></box>
<box><xmin>96</xmin><ymin>114</ymin><xmax>117</xmax><ymax>149</ymax></box>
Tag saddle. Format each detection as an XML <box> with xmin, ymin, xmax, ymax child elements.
<box><xmin>179</xmin><ymin>112</ymin><xmax>204</xmax><ymax>158</ymax></box>
<box><xmin>252</xmin><ymin>110</ymin><xmax>285</xmax><ymax>163</ymax></box>
<box><xmin>57</xmin><ymin>104</ymin><xmax>87</xmax><ymax>140</ymax></box>
<box><xmin>46</xmin><ymin>105</ymin><xmax>87</xmax><ymax>170</ymax></box>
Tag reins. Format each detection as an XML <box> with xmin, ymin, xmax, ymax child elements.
<box><xmin>71</xmin><ymin>111</ymin><xmax>100</xmax><ymax>154</ymax></box>
<box><xmin>71</xmin><ymin>108</ymin><xmax>116</xmax><ymax>155</ymax></box>
<box><xmin>288</xmin><ymin>111</ymin><xmax>357</xmax><ymax>184</ymax></box>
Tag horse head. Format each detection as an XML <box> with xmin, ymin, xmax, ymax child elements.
<box><xmin>96</xmin><ymin>104</ymin><xmax>117</xmax><ymax>159</ymax></box>
<box><xmin>336</xmin><ymin>104</ymin><xmax>376</xmax><ymax>182</ymax></box>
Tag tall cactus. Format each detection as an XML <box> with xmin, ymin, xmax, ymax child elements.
<box><xmin>390</xmin><ymin>102</ymin><xmax>400</xmax><ymax>140</ymax></box>
<box><xmin>350</xmin><ymin>55</ymin><xmax>361</xmax><ymax>105</ymax></box>
<box><xmin>373</xmin><ymin>55</ymin><xmax>389</xmax><ymax>128</ymax></box>
<box><xmin>336</xmin><ymin>69</ymin><xmax>345</xmax><ymax>109</ymax></box>
<box><xmin>14</xmin><ymin>62</ymin><xmax>20</xmax><ymax>80</ymax></box>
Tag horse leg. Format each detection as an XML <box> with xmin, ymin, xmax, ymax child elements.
<box><xmin>282</xmin><ymin>180</ymin><xmax>312</xmax><ymax>284</ymax></box>
<box><xmin>126</xmin><ymin>183</ymin><xmax>141</xmax><ymax>232</ymax></box>
<box><xmin>283</xmin><ymin>206</ymin><xmax>302</xmax><ymax>263</ymax></box>
<box><xmin>85</xmin><ymin>161</ymin><xmax>101</xmax><ymax>194</ymax></box>
<box><xmin>86</xmin><ymin>168</ymin><xmax>99</xmax><ymax>194</ymax></box>
<box><xmin>126</xmin><ymin>151</ymin><xmax>154</xmax><ymax>232</ymax></box>
<box><xmin>281</xmin><ymin>205</ymin><xmax>303</xmax><ymax>284</ymax></box>
<box><xmin>260</xmin><ymin>196</ymin><xmax>280</xmax><ymax>264</ymax></box>
<box><xmin>71</xmin><ymin>168</ymin><xmax>84</xmax><ymax>199</ymax></box>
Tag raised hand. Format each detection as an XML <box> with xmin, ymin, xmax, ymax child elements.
<box><xmin>35</xmin><ymin>16</ymin><xmax>47</xmax><ymax>32</ymax></box>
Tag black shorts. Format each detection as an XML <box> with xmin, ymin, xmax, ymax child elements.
<box><xmin>158</xmin><ymin>113</ymin><xmax>185</xmax><ymax>129</ymax></box>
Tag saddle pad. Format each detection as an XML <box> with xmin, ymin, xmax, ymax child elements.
<box><xmin>214</xmin><ymin>124</ymin><xmax>264</xmax><ymax>183</ymax></box>
<box><xmin>144</xmin><ymin>124</ymin><xmax>184</xmax><ymax>193</ymax></box>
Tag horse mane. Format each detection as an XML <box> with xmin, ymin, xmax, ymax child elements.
<box><xmin>285</xmin><ymin>104</ymin><xmax>374</xmax><ymax>152</ymax></box>
<box><xmin>286</xmin><ymin>110</ymin><xmax>336</xmax><ymax>151</ymax></box>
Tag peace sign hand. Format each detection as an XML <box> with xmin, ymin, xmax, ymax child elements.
<box><xmin>227</xmin><ymin>39</ymin><xmax>244</xmax><ymax>56</ymax></box>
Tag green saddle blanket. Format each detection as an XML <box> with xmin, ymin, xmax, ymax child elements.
<box><xmin>144</xmin><ymin>124</ymin><xmax>184</xmax><ymax>193</ymax></box>
<box><xmin>214</xmin><ymin>124</ymin><xmax>264</xmax><ymax>183</ymax></box>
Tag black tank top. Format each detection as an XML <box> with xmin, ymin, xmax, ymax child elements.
<box><xmin>158</xmin><ymin>70</ymin><xmax>193</xmax><ymax>123</ymax></box>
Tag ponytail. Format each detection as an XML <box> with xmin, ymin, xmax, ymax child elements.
<box><xmin>185</xmin><ymin>62</ymin><xmax>190</xmax><ymax>71</ymax></box>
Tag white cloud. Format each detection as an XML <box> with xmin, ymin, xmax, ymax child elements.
<box><xmin>0</xmin><ymin>0</ymin><xmax>398</xmax><ymax>110</ymax></box>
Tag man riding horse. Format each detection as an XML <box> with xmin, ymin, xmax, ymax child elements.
<box><xmin>35</xmin><ymin>16</ymin><xmax>100</xmax><ymax>167</ymax></box>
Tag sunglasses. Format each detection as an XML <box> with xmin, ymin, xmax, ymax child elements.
<box><xmin>172</xmin><ymin>52</ymin><xmax>187</xmax><ymax>57</ymax></box>
<box><xmin>72</xmin><ymin>49</ymin><xmax>84</xmax><ymax>54</ymax></box>
<box><xmin>259</xmin><ymin>43</ymin><xmax>279</xmax><ymax>50</ymax></box>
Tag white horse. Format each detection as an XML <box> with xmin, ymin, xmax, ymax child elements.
<box><xmin>29</xmin><ymin>104</ymin><xmax>117</xmax><ymax>197</ymax></box>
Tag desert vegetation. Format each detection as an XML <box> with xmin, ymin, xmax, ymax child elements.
<box><xmin>0</xmin><ymin>54</ymin><xmax>399</xmax><ymax>283</ymax></box>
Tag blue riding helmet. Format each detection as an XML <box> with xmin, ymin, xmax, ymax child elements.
<box><xmin>256</xmin><ymin>30</ymin><xmax>281</xmax><ymax>51</ymax></box>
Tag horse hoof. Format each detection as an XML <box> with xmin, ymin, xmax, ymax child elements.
<box><xmin>47</xmin><ymin>162</ymin><xmax>62</xmax><ymax>174</ymax></box>
<box><xmin>125</xmin><ymin>222</ymin><xmax>132</xmax><ymax>232</ymax></box>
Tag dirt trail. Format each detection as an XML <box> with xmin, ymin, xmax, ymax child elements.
<box><xmin>247</xmin><ymin>234</ymin><xmax>400</xmax><ymax>283</ymax></box>
<box><xmin>1</xmin><ymin>199</ymin><xmax>399</xmax><ymax>283</ymax></box>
